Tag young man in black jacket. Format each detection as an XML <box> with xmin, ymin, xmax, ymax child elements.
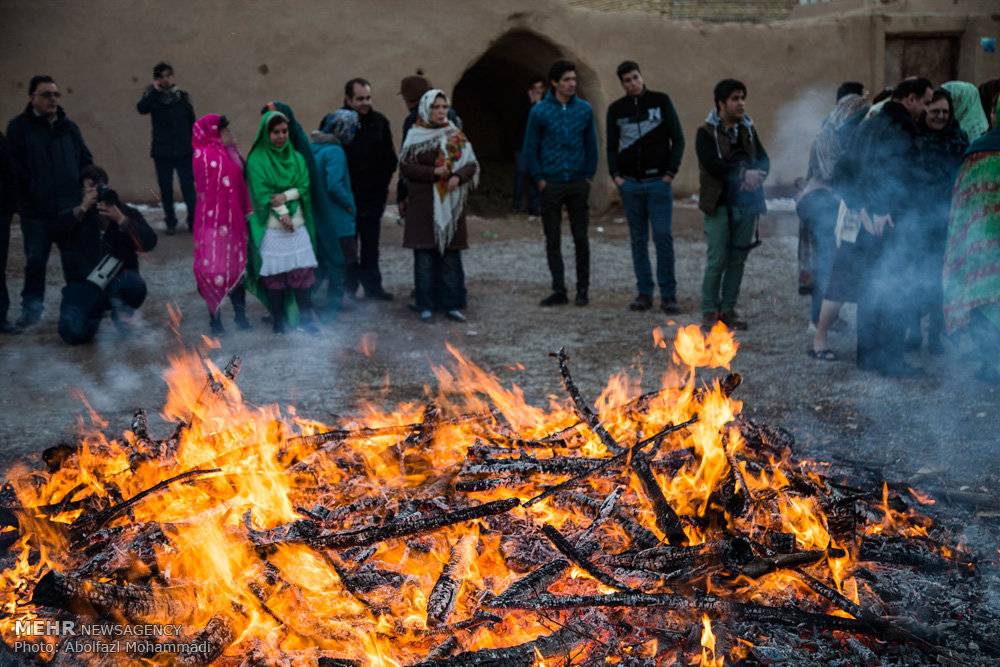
<box><xmin>341</xmin><ymin>77</ymin><xmax>397</xmax><ymax>301</ymax></box>
<box><xmin>137</xmin><ymin>62</ymin><xmax>196</xmax><ymax>234</ymax></box>
<box><xmin>696</xmin><ymin>79</ymin><xmax>769</xmax><ymax>331</ymax></box>
<box><xmin>607</xmin><ymin>61</ymin><xmax>685</xmax><ymax>314</ymax></box>
<box><xmin>57</xmin><ymin>166</ymin><xmax>157</xmax><ymax>344</ymax></box>
<box><xmin>844</xmin><ymin>77</ymin><xmax>933</xmax><ymax>378</ymax></box>
<box><xmin>6</xmin><ymin>75</ymin><xmax>94</xmax><ymax>329</ymax></box>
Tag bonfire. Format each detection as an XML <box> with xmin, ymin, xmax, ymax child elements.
<box><xmin>0</xmin><ymin>324</ymin><xmax>989</xmax><ymax>665</ymax></box>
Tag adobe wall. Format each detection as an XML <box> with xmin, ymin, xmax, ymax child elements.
<box><xmin>1</xmin><ymin>0</ymin><xmax>996</xmax><ymax>208</ymax></box>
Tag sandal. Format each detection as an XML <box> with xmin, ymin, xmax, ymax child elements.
<box><xmin>807</xmin><ymin>349</ymin><xmax>838</xmax><ymax>361</ymax></box>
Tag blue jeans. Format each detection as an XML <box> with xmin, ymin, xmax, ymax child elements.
<box><xmin>795</xmin><ymin>189</ymin><xmax>838</xmax><ymax>324</ymax></box>
<box><xmin>413</xmin><ymin>249</ymin><xmax>464</xmax><ymax>311</ymax></box>
<box><xmin>619</xmin><ymin>178</ymin><xmax>675</xmax><ymax>300</ymax></box>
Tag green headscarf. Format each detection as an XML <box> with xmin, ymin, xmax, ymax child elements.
<box><xmin>244</xmin><ymin>110</ymin><xmax>317</xmax><ymax>322</ymax></box>
<box><xmin>265</xmin><ymin>101</ymin><xmax>346</xmax><ymax>306</ymax></box>
<box><xmin>942</xmin><ymin>81</ymin><xmax>989</xmax><ymax>141</ymax></box>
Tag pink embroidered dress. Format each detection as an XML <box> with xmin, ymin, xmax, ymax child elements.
<box><xmin>192</xmin><ymin>114</ymin><xmax>251</xmax><ymax>315</ymax></box>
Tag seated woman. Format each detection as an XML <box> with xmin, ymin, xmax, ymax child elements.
<box><xmin>245</xmin><ymin>111</ymin><xmax>320</xmax><ymax>334</ymax></box>
<box><xmin>399</xmin><ymin>89</ymin><xmax>478</xmax><ymax>322</ymax></box>
<box><xmin>191</xmin><ymin>114</ymin><xmax>252</xmax><ymax>335</ymax></box>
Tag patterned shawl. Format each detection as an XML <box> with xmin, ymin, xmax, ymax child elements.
<box><xmin>942</xmin><ymin>99</ymin><xmax>1000</xmax><ymax>333</ymax></box>
<box><xmin>399</xmin><ymin>89</ymin><xmax>478</xmax><ymax>252</ymax></box>
<box><xmin>192</xmin><ymin>114</ymin><xmax>251</xmax><ymax>315</ymax></box>
<box><xmin>810</xmin><ymin>93</ymin><xmax>869</xmax><ymax>182</ymax></box>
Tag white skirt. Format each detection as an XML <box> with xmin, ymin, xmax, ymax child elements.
<box><xmin>259</xmin><ymin>227</ymin><xmax>318</xmax><ymax>277</ymax></box>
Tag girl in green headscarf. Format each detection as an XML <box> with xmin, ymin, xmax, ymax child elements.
<box><xmin>245</xmin><ymin>110</ymin><xmax>320</xmax><ymax>334</ymax></box>
<box><xmin>942</xmin><ymin>81</ymin><xmax>989</xmax><ymax>141</ymax></box>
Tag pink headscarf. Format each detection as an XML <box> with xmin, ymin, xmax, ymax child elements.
<box><xmin>192</xmin><ymin>114</ymin><xmax>251</xmax><ymax>314</ymax></box>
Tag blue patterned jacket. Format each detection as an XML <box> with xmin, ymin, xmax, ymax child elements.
<box><xmin>521</xmin><ymin>91</ymin><xmax>598</xmax><ymax>184</ymax></box>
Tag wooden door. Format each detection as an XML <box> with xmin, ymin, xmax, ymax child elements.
<box><xmin>885</xmin><ymin>34</ymin><xmax>960</xmax><ymax>87</ymax></box>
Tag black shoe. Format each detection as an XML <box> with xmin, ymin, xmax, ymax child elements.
<box><xmin>233</xmin><ymin>311</ymin><xmax>252</xmax><ymax>331</ymax></box>
<box><xmin>210</xmin><ymin>315</ymin><xmax>226</xmax><ymax>336</ymax></box>
<box><xmin>15</xmin><ymin>312</ymin><xmax>41</xmax><ymax>330</ymax></box>
<box><xmin>0</xmin><ymin>321</ymin><xmax>22</xmax><ymax>335</ymax></box>
<box><xmin>702</xmin><ymin>311</ymin><xmax>719</xmax><ymax>328</ymax></box>
<box><xmin>629</xmin><ymin>294</ymin><xmax>653</xmax><ymax>311</ymax></box>
<box><xmin>720</xmin><ymin>311</ymin><xmax>748</xmax><ymax>331</ymax></box>
<box><xmin>164</xmin><ymin>226</ymin><xmax>177</xmax><ymax>236</ymax></box>
<box><xmin>539</xmin><ymin>292</ymin><xmax>569</xmax><ymax>307</ymax></box>
<box><xmin>365</xmin><ymin>289</ymin><xmax>394</xmax><ymax>301</ymax></box>
<box><xmin>660</xmin><ymin>299</ymin><xmax>681</xmax><ymax>315</ymax></box>
<box><xmin>575</xmin><ymin>291</ymin><xmax>589</xmax><ymax>307</ymax></box>
<box><xmin>272</xmin><ymin>318</ymin><xmax>286</xmax><ymax>335</ymax></box>
<box><xmin>880</xmin><ymin>361</ymin><xmax>925</xmax><ymax>378</ymax></box>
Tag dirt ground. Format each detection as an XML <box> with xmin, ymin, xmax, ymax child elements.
<box><xmin>1</xmin><ymin>202</ymin><xmax>997</xmax><ymax>503</ymax></box>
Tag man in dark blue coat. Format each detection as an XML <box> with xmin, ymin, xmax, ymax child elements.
<box><xmin>6</xmin><ymin>75</ymin><xmax>93</xmax><ymax>329</ymax></box>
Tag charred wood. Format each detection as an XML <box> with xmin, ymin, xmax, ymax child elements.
<box><xmin>551</xmin><ymin>347</ymin><xmax>624</xmax><ymax>454</ymax></box>
<box><xmin>541</xmin><ymin>524</ymin><xmax>635</xmax><ymax>592</ymax></box>
<box><xmin>631</xmin><ymin>456</ymin><xmax>687</xmax><ymax>546</ymax></box>
<box><xmin>31</xmin><ymin>569</ymin><xmax>193</xmax><ymax>621</ymax></box>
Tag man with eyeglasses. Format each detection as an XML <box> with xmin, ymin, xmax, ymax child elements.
<box><xmin>6</xmin><ymin>74</ymin><xmax>93</xmax><ymax>330</ymax></box>
<box><xmin>337</xmin><ymin>77</ymin><xmax>398</xmax><ymax>302</ymax></box>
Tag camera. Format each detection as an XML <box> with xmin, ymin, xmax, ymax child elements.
<box><xmin>96</xmin><ymin>184</ymin><xmax>120</xmax><ymax>207</ymax></box>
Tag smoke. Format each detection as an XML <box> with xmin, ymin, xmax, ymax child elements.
<box><xmin>767</xmin><ymin>86</ymin><xmax>830</xmax><ymax>187</ymax></box>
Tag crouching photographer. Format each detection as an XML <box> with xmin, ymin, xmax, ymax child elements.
<box><xmin>58</xmin><ymin>166</ymin><xmax>157</xmax><ymax>344</ymax></box>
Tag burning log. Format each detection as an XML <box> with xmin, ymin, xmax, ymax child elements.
<box><xmin>491</xmin><ymin>559</ymin><xmax>570</xmax><ymax>604</ymax></box>
<box><xmin>31</xmin><ymin>569</ymin><xmax>194</xmax><ymax>621</ymax></box>
<box><xmin>69</xmin><ymin>467</ymin><xmax>220</xmax><ymax>544</ymax></box>
<box><xmin>735</xmin><ymin>548</ymin><xmax>843</xmax><ymax>579</ymax></box>
<box><xmin>412</xmin><ymin>621</ymin><xmax>590</xmax><ymax>667</ymax></box>
<box><xmin>631</xmin><ymin>455</ymin><xmax>687</xmax><ymax>546</ymax></box>
<box><xmin>551</xmin><ymin>347</ymin><xmax>624</xmax><ymax>454</ymax></box>
<box><xmin>555</xmin><ymin>491</ymin><xmax>660</xmax><ymax>550</ymax></box>
<box><xmin>600</xmin><ymin>542</ymin><xmax>727</xmax><ymax>576</ymax></box>
<box><xmin>427</xmin><ymin>534</ymin><xmax>475</xmax><ymax>627</ymax></box>
<box><xmin>173</xmin><ymin>615</ymin><xmax>234</xmax><ymax>666</ymax></box>
<box><xmin>858</xmin><ymin>536</ymin><xmax>971</xmax><ymax>573</ymax></box>
<box><xmin>541</xmin><ymin>524</ymin><xmax>635</xmax><ymax>592</ymax></box>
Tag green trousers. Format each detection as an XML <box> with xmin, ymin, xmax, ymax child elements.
<box><xmin>701</xmin><ymin>206</ymin><xmax>757</xmax><ymax>315</ymax></box>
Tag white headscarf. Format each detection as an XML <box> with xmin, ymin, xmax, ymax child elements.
<box><xmin>400</xmin><ymin>89</ymin><xmax>479</xmax><ymax>253</ymax></box>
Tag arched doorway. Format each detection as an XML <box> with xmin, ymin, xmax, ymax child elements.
<box><xmin>451</xmin><ymin>30</ymin><xmax>603</xmax><ymax>215</ymax></box>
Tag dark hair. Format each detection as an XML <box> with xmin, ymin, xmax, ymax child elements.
<box><xmin>548</xmin><ymin>60</ymin><xmax>576</xmax><ymax>85</ymax></box>
<box><xmin>152</xmin><ymin>62</ymin><xmax>173</xmax><ymax>79</ymax></box>
<box><xmin>713</xmin><ymin>79</ymin><xmax>747</xmax><ymax>111</ymax></box>
<box><xmin>891</xmin><ymin>77</ymin><xmax>933</xmax><ymax>101</ymax></box>
<box><xmin>871</xmin><ymin>87</ymin><xmax>893</xmax><ymax>105</ymax></box>
<box><xmin>80</xmin><ymin>165</ymin><xmax>108</xmax><ymax>186</ymax></box>
<box><xmin>528</xmin><ymin>76</ymin><xmax>545</xmax><ymax>88</ymax></box>
<box><xmin>929</xmin><ymin>88</ymin><xmax>954</xmax><ymax>116</ymax></box>
<box><xmin>836</xmin><ymin>81</ymin><xmax>865</xmax><ymax>101</ymax></box>
<box><xmin>28</xmin><ymin>75</ymin><xmax>54</xmax><ymax>95</ymax></box>
<box><xmin>217</xmin><ymin>115</ymin><xmax>230</xmax><ymax>130</ymax></box>
<box><xmin>344</xmin><ymin>77</ymin><xmax>371</xmax><ymax>99</ymax></box>
<box><xmin>616</xmin><ymin>60</ymin><xmax>641</xmax><ymax>81</ymax></box>
<box><xmin>267</xmin><ymin>114</ymin><xmax>288</xmax><ymax>132</ymax></box>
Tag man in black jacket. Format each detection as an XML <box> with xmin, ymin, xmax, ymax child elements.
<box><xmin>57</xmin><ymin>165</ymin><xmax>157</xmax><ymax>344</ymax></box>
<box><xmin>137</xmin><ymin>62</ymin><xmax>196</xmax><ymax>234</ymax></box>
<box><xmin>607</xmin><ymin>61</ymin><xmax>685</xmax><ymax>314</ymax></box>
<box><xmin>0</xmin><ymin>132</ymin><xmax>19</xmax><ymax>334</ymax></box>
<box><xmin>341</xmin><ymin>77</ymin><xmax>397</xmax><ymax>301</ymax></box>
<box><xmin>6</xmin><ymin>75</ymin><xmax>94</xmax><ymax>329</ymax></box>
<box><xmin>845</xmin><ymin>77</ymin><xmax>933</xmax><ymax>377</ymax></box>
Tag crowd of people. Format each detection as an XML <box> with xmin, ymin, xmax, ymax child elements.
<box><xmin>0</xmin><ymin>59</ymin><xmax>997</xmax><ymax>384</ymax></box>
<box><xmin>798</xmin><ymin>76</ymin><xmax>1000</xmax><ymax>381</ymax></box>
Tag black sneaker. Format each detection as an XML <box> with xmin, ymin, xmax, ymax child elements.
<box><xmin>660</xmin><ymin>299</ymin><xmax>682</xmax><ymax>315</ymax></box>
<box><xmin>575</xmin><ymin>291</ymin><xmax>589</xmax><ymax>307</ymax></box>
<box><xmin>720</xmin><ymin>311</ymin><xmax>748</xmax><ymax>331</ymax></box>
<box><xmin>210</xmin><ymin>316</ymin><xmax>226</xmax><ymax>336</ymax></box>
<box><xmin>233</xmin><ymin>311</ymin><xmax>252</xmax><ymax>331</ymax></box>
<box><xmin>272</xmin><ymin>318</ymin><xmax>286</xmax><ymax>335</ymax></box>
<box><xmin>539</xmin><ymin>292</ymin><xmax>569</xmax><ymax>307</ymax></box>
<box><xmin>629</xmin><ymin>294</ymin><xmax>653</xmax><ymax>311</ymax></box>
<box><xmin>702</xmin><ymin>311</ymin><xmax>719</xmax><ymax>328</ymax></box>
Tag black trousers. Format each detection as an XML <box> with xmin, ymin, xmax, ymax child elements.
<box><xmin>540</xmin><ymin>180</ymin><xmax>590</xmax><ymax>295</ymax></box>
<box><xmin>856</xmin><ymin>227</ymin><xmax>911</xmax><ymax>371</ymax></box>
<box><xmin>349</xmin><ymin>199</ymin><xmax>386</xmax><ymax>295</ymax></box>
<box><xmin>20</xmin><ymin>217</ymin><xmax>90</xmax><ymax>317</ymax></box>
<box><xmin>0</xmin><ymin>214</ymin><xmax>10</xmax><ymax>323</ymax></box>
<box><xmin>154</xmin><ymin>155</ymin><xmax>196</xmax><ymax>229</ymax></box>
<box><xmin>58</xmin><ymin>270</ymin><xmax>147</xmax><ymax>345</ymax></box>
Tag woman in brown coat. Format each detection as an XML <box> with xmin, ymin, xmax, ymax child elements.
<box><xmin>399</xmin><ymin>89</ymin><xmax>479</xmax><ymax>322</ymax></box>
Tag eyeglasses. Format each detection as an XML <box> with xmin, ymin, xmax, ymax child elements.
<box><xmin>36</xmin><ymin>91</ymin><xmax>61</xmax><ymax>99</ymax></box>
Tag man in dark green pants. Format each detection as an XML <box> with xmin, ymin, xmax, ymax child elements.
<box><xmin>696</xmin><ymin>79</ymin><xmax>769</xmax><ymax>330</ymax></box>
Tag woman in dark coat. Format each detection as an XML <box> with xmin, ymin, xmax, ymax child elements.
<box><xmin>399</xmin><ymin>89</ymin><xmax>478</xmax><ymax>322</ymax></box>
<box><xmin>909</xmin><ymin>88</ymin><xmax>969</xmax><ymax>352</ymax></box>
